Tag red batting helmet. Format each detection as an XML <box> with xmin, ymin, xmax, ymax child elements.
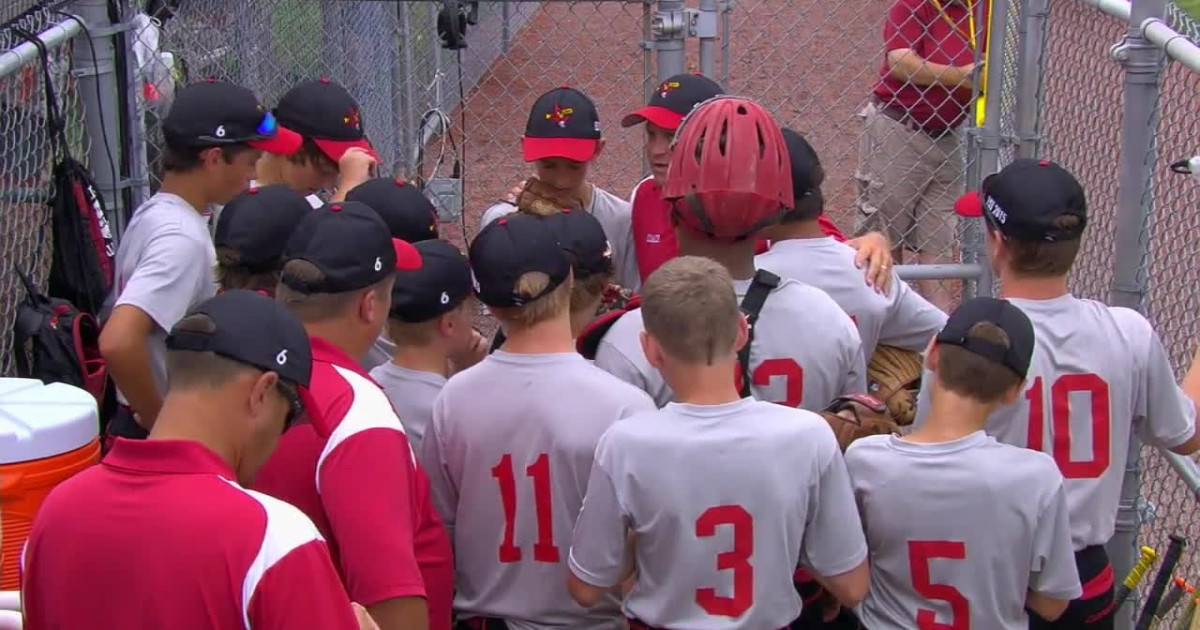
<box><xmin>662</xmin><ymin>96</ymin><xmax>793</xmax><ymax>240</ymax></box>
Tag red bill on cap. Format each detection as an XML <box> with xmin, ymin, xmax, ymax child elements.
<box><xmin>250</xmin><ymin>126</ymin><xmax>304</xmax><ymax>156</ymax></box>
<box><xmin>314</xmin><ymin>137</ymin><xmax>379</xmax><ymax>163</ymax></box>
<box><xmin>620</xmin><ymin>105</ymin><xmax>685</xmax><ymax>130</ymax></box>
<box><xmin>394</xmin><ymin>238</ymin><xmax>424</xmax><ymax>272</ymax></box>
<box><xmin>954</xmin><ymin>191</ymin><xmax>984</xmax><ymax>217</ymax></box>
<box><xmin>522</xmin><ymin>136</ymin><xmax>600</xmax><ymax>163</ymax></box>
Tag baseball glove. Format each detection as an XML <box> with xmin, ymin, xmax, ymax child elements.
<box><xmin>514</xmin><ymin>178</ymin><xmax>584</xmax><ymax>217</ymax></box>
<box><xmin>819</xmin><ymin>393</ymin><xmax>899</xmax><ymax>451</ymax></box>
<box><xmin>866</xmin><ymin>345</ymin><xmax>923</xmax><ymax>426</ymax></box>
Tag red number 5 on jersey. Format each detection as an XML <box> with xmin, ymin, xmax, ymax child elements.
<box><xmin>908</xmin><ymin>540</ymin><xmax>969</xmax><ymax>630</ymax></box>
<box><xmin>695</xmin><ymin>505</ymin><xmax>754</xmax><ymax>618</ymax></box>
<box><xmin>1025</xmin><ymin>373</ymin><xmax>1112</xmax><ymax>479</ymax></box>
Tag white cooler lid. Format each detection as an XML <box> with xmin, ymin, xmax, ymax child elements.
<box><xmin>0</xmin><ymin>378</ymin><xmax>98</xmax><ymax>464</ymax></box>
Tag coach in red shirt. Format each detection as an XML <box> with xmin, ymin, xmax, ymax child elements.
<box><xmin>21</xmin><ymin>290</ymin><xmax>369</xmax><ymax>630</ymax></box>
<box><xmin>856</xmin><ymin>0</ymin><xmax>985</xmax><ymax>311</ymax></box>
<box><xmin>254</xmin><ymin>201</ymin><xmax>454</xmax><ymax>630</ymax></box>
<box><xmin>625</xmin><ymin>73</ymin><xmax>896</xmax><ymax>291</ymax></box>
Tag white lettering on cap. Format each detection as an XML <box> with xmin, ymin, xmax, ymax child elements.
<box><xmin>440</xmin><ymin>291</ymin><xmax>450</xmax><ymax>305</ymax></box>
<box><xmin>984</xmin><ymin>196</ymin><xmax>1008</xmax><ymax>224</ymax></box>
<box><xmin>374</xmin><ymin>257</ymin><xmax>383</xmax><ymax>272</ymax></box>
<box><xmin>276</xmin><ymin>349</ymin><xmax>288</xmax><ymax>365</ymax></box>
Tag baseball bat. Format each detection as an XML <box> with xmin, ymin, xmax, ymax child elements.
<box><xmin>1152</xmin><ymin>578</ymin><xmax>1190</xmax><ymax>629</ymax></box>
<box><xmin>1172</xmin><ymin>586</ymin><xmax>1196</xmax><ymax>630</ymax></box>
<box><xmin>1117</xmin><ymin>547</ymin><xmax>1160</xmax><ymax>605</ymax></box>
<box><xmin>1137</xmin><ymin>535</ymin><xmax>1189</xmax><ymax>630</ymax></box>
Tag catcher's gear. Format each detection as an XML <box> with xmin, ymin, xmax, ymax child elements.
<box><xmin>662</xmin><ymin>96</ymin><xmax>793</xmax><ymax>240</ymax></box>
<box><xmin>514</xmin><ymin>178</ymin><xmax>583</xmax><ymax>217</ymax></box>
<box><xmin>866</xmin><ymin>345</ymin><xmax>923</xmax><ymax>426</ymax></box>
<box><xmin>819</xmin><ymin>393</ymin><xmax>899</xmax><ymax>451</ymax></box>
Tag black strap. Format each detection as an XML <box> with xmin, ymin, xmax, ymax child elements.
<box><xmin>11</xmin><ymin>26</ymin><xmax>69</xmax><ymax>159</ymax></box>
<box><xmin>10</xmin><ymin>262</ymin><xmax>45</xmax><ymax>379</ymax></box>
<box><xmin>737</xmin><ymin>269</ymin><xmax>780</xmax><ymax>397</ymax></box>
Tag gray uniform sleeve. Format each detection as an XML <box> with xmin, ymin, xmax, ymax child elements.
<box><xmin>114</xmin><ymin>230</ymin><xmax>211</xmax><ymax>331</ymax></box>
<box><xmin>1029</xmin><ymin>477</ymin><xmax>1084</xmax><ymax>600</ymax></box>
<box><xmin>480</xmin><ymin>202</ymin><xmax>517</xmax><ymax>229</ymax></box>
<box><xmin>568</xmin><ymin>442</ymin><xmax>630</xmax><ymax>588</ymax></box>
<box><xmin>420</xmin><ymin>391</ymin><xmax>459</xmax><ymax>540</ymax></box>
<box><xmin>802</xmin><ymin>435</ymin><xmax>868</xmax><ymax>577</ymax></box>
<box><xmin>878</xmin><ymin>277</ymin><xmax>947</xmax><ymax>352</ymax></box>
<box><xmin>612</xmin><ymin>208</ymin><xmax>641</xmax><ymax>293</ymax></box>
<box><xmin>1119</xmin><ymin>308</ymin><xmax>1199</xmax><ymax>449</ymax></box>
<box><xmin>595</xmin><ymin>337</ymin><xmax>652</xmax><ymax>397</ymax></box>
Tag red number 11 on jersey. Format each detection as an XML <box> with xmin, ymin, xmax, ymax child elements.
<box><xmin>492</xmin><ymin>453</ymin><xmax>560</xmax><ymax>563</ymax></box>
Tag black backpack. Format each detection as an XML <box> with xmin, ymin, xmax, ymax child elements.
<box><xmin>12</xmin><ymin>264</ymin><xmax>109</xmax><ymax>406</ymax></box>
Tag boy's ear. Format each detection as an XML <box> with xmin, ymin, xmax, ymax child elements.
<box><xmin>592</xmin><ymin>138</ymin><xmax>606</xmax><ymax>160</ymax></box>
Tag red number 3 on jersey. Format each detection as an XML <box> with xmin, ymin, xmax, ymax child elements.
<box><xmin>695</xmin><ymin>505</ymin><xmax>754</xmax><ymax>618</ymax></box>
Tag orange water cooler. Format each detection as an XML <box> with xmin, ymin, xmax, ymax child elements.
<box><xmin>0</xmin><ymin>378</ymin><xmax>100</xmax><ymax>591</ymax></box>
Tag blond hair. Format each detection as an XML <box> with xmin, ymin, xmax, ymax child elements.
<box><xmin>490</xmin><ymin>271</ymin><xmax>571</xmax><ymax>328</ymax></box>
<box><xmin>641</xmin><ymin>256</ymin><xmax>740</xmax><ymax>364</ymax></box>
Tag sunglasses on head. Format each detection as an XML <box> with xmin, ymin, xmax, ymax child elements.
<box><xmin>194</xmin><ymin>111</ymin><xmax>278</xmax><ymax>145</ymax></box>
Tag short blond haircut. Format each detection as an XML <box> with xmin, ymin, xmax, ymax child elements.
<box><xmin>641</xmin><ymin>256</ymin><xmax>740</xmax><ymax>364</ymax></box>
<box><xmin>490</xmin><ymin>271</ymin><xmax>571</xmax><ymax>328</ymax></box>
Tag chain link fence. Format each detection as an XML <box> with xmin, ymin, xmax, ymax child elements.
<box><xmin>0</xmin><ymin>4</ymin><xmax>91</xmax><ymax>377</ymax></box>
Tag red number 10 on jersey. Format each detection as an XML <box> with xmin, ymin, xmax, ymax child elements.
<box><xmin>1025</xmin><ymin>373</ymin><xmax>1112</xmax><ymax>479</ymax></box>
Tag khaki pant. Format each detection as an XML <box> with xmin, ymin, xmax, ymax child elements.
<box><xmin>854</xmin><ymin>103</ymin><xmax>964</xmax><ymax>257</ymax></box>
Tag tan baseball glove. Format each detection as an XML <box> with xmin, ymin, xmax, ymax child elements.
<box><xmin>819</xmin><ymin>393</ymin><xmax>900</xmax><ymax>451</ymax></box>
<box><xmin>514</xmin><ymin>178</ymin><xmax>584</xmax><ymax>217</ymax></box>
<box><xmin>867</xmin><ymin>345</ymin><xmax>923</xmax><ymax>425</ymax></box>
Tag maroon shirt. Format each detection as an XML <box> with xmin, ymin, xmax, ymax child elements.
<box><xmin>873</xmin><ymin>0</ymin><xmax>985</xmax><ymax>129</ymax></box>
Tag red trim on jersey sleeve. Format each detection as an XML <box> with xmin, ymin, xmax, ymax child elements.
<box><xmin>247</xmin><ymin>539</ymin><xmax>360</xmax><ymax>630</ymax></box>
<box><xmin>318</xmin><ymin>428</ymin><xmax>428</xmax><ymax>605</ymax></box>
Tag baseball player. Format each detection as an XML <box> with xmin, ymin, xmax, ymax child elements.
<box><xmin>480</xmin><ymin>86</ymin><xmax>641</xmax><ymax>291</ymax></box>
<box><xmin>757</xmin><ymin>128</ymin><xmax>947</xmax><ymax>359</ymax></box>
<box><xmin>370</xmin><ymin>239</ymin><xmax>481</xmax><ymax>456</ymax></box>
<box><xmin>921</xmin><ymin>159</ymin><xmax>1200</xmax><ymax>629</ymax></box>
<box><xmin>847</xmin><ymin>297</ymin><xmax>1081</xmax><ymax>630</ymax></box>
<box><xmin>593</xmin><ymin>96</ymin><xmax>866</xmax><ymax>410</ymax></box>
<box><xmin>253</xmin><ymin>201</ymin><xmax>454</xmax><ymax>630</ymax></box>
<box><xmin>420</xmin><ymin>212</ymin><xmax>656</xmax><ymax>629</ymax></box>
<box><xmin>568</xmin><ymin>256</ymin><xmax>868</xmax><ymax>629</ymax></box>
<box><xmin>213</xmin><ymin>184</ymin><xmax>312</xmax><ymax>294</ymax></box>
<box><xmin>100</xmin><ymin>80</ymin><xmax>291</xmax><ymax>440</ymax></box>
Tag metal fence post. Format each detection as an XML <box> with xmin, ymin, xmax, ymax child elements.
<box><xmin>652</xmin><ymin>0</ymin><xmax>686</xmax><ymax>80</ymax></box>
<box><xmin>697</xmin><ymin>0</ymin><xmax>719</xmax><ymax>78</ymax></box>
<box><xmin>71</xmin><ymin>0</ymin><xmax>127</xmax><ymax>234</ymax></box>
<box><xmin>1108</xmin><ymin>0</ymin><xmax>1167</xmax><ymax>626</ymax></box>
<box><xmin>1015</xmin><ymin>0</ymin><xmax>1049</xmax><ymax>160</ymax></box>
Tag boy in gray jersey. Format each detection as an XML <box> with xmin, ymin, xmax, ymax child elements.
<box><xmin>568</xmin><ymin>256</ymin><xmax>868</xmax><ymax>630</ymax></box>
<box><xmin>370</xmin><ymin>239</ymin><xmax>480</xmax><ymax>456</ymax></box>
<box><xmin>848</xmin><ymin>297</ymin><xmax>1080</xmax><ymax>630</ymax></box>
<box><xmin>421</xmin><ymin>213</ymin><xmax>656</xmax><ymax>630</ymax></box>
<box><xmin>923</xmin><ymin>159</ymin><xmax>1200</xmax><ymax>629</ymax></box>
<box><xmin>593</xmin><ymin>97</ymin><xmax>865</xmax><ymax>411</ymax></box>
<box><xmin>100</xmin><ymin>80</ymin><xmax>292</xmax><ymax>440</ymax></box>
<box><xmin>757</xmin><ymin>129</ymin><xmax>946</xmax><ymax>359</ymax></box>
<box><xmin>480</xmin><ymin>86</ymin><xmax>640</xmax><ymax>292</ymax></box>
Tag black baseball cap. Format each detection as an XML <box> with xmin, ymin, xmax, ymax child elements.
<box><xmin>781</xmin><ymin>128</ymin><xmax>824</xmax><ymax>203</ymax></box>
<box><xmin>166</xmin><ymin>290</ymin><xmax>312</xmax><ymax>387</ymax></box>
<box><xmin>281</xmin><ymin>201</ymin><xmax>422</xmax><ymax>294</ymax></box>
<box><xmin>469</xmin><ymin>213</ymin><xmax>571</xmax><ymax>308</ymax></box>
<box><xmin>214</xmin><ymin>185</ymin><xmax>313</xmax><ymax>271</ymax></box>
<box><xmin>542</xmin><ymin>208</ymin><xmax>613</xmax><ymax>279</ymax></box>
<box><xmin>163</xmin><ymin>80</ymin><xmax>300</xmax><ymax>153</ymax></box>
<box><xmin>523</xmin><ymin>87</ymin><xmax>602</xmax><ymax>163</ymax></box>
<box><xmin>936</xmin><ymin>297</ymin><xmax>1035</xmax><ymax>378</ymax></box>
<box><xmin>954</xmin><ymin>158</ymin><xmax>1088</xmax><ymax>242</ymax></box>
<box><xmin>622</xmin><ymin>73</ymin><xmax>724</xmax><ymax>130</ymax></box>
<box><xmin>273</xmin><ymin>78</ymin><xmax>378</xmax><ymax>162</ymax></box>
<box><xmin>390</xmin><ymin>240</ymin><xmax>472</xmax><ymax>323</ymax></box>
<box><xmin>345</xmin><ymin>177</ymin><xmax>439</xmax><ymax>243</ymax></box>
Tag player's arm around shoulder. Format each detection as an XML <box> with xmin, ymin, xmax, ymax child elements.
<box><xmin>1111</xmin><ymin>306</ymin><xmax>1200</xmax><ymax>454</ymax></box>
<box><xmin>567</xmin><ymin>426</ymin><xmax>636</xmax><ymax>608</ymax></box>
<box><xmin>801</xmin><ymin>422</ymin><xmax>870</xmax><ymax>608</ymax></box>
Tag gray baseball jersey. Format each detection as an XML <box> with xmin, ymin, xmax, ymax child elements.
<box><xmin>845</xmin><ymin>432</ymin><xmax>1081</xmax><ymax>630</ymax></box>
<box><xmin>362</xmin><ymin>332</ymin><xmax>395</xmax><ymax>372</ymax></box>
<box><xmin>594</xmin><ymin>275</ymin><xmax>866</xmax><ymax>410</ymax></box>
<box><xmin>105</xmin><ymin>192</ymin><xmax>218</xmax><ymax>403</ymax></box>
<box><xmin>480</xmin><ymin>185</ymin><xmax>641</xmax><ymax>292</ymax></box>
<box><xmin>755</xmin><ymin>237</ymin><xmax>946</xmax><ymax>357</ymax></box>
<box><xmin>569</xmin><ymin>399</ymin><xmax>867</xmax><ymax>629</ymax></box>
<box><xmin>914</xmin><ymin>295</ymin><xmax>1197</xmax><ymax>549</ymax></box>
<box><xmin>369</xmin><ymin>362</ymin><xmax>446</xmax><ymax>456</ymax></box>
<box><xmin>420</xmin><ymin>351</ymin><xmax>657</xmax><ymax>629</ymax></box>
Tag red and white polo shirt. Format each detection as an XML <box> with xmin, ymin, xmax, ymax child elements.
<box><xmin>253</xmin><ymin>337</ymin><xmax>454</xmax><ymax>630</ymax></box>
<box><xmin>20</xmin><ymin>438</ymin><xmax>358</xmax><ymax>630</ymax></box>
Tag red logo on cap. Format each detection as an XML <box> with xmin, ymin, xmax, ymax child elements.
<box><xmin>394</xmin><ymin>177</ymin><xmax>406</xmax><ymax>186</ymax></box>
<box><xmin>546</xmin><ymin>104</ymin><xmax>574</xmax><ymax>128</ymax></box>
<box><xmin>658</xmin><ymin>80</ymin><xmax>681</xmax><ymax>99</ymax></box>
<box><xmin>343</xmin><ymin>108</ymin><xmax>362</xmax><ymax>131</ymax></box>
